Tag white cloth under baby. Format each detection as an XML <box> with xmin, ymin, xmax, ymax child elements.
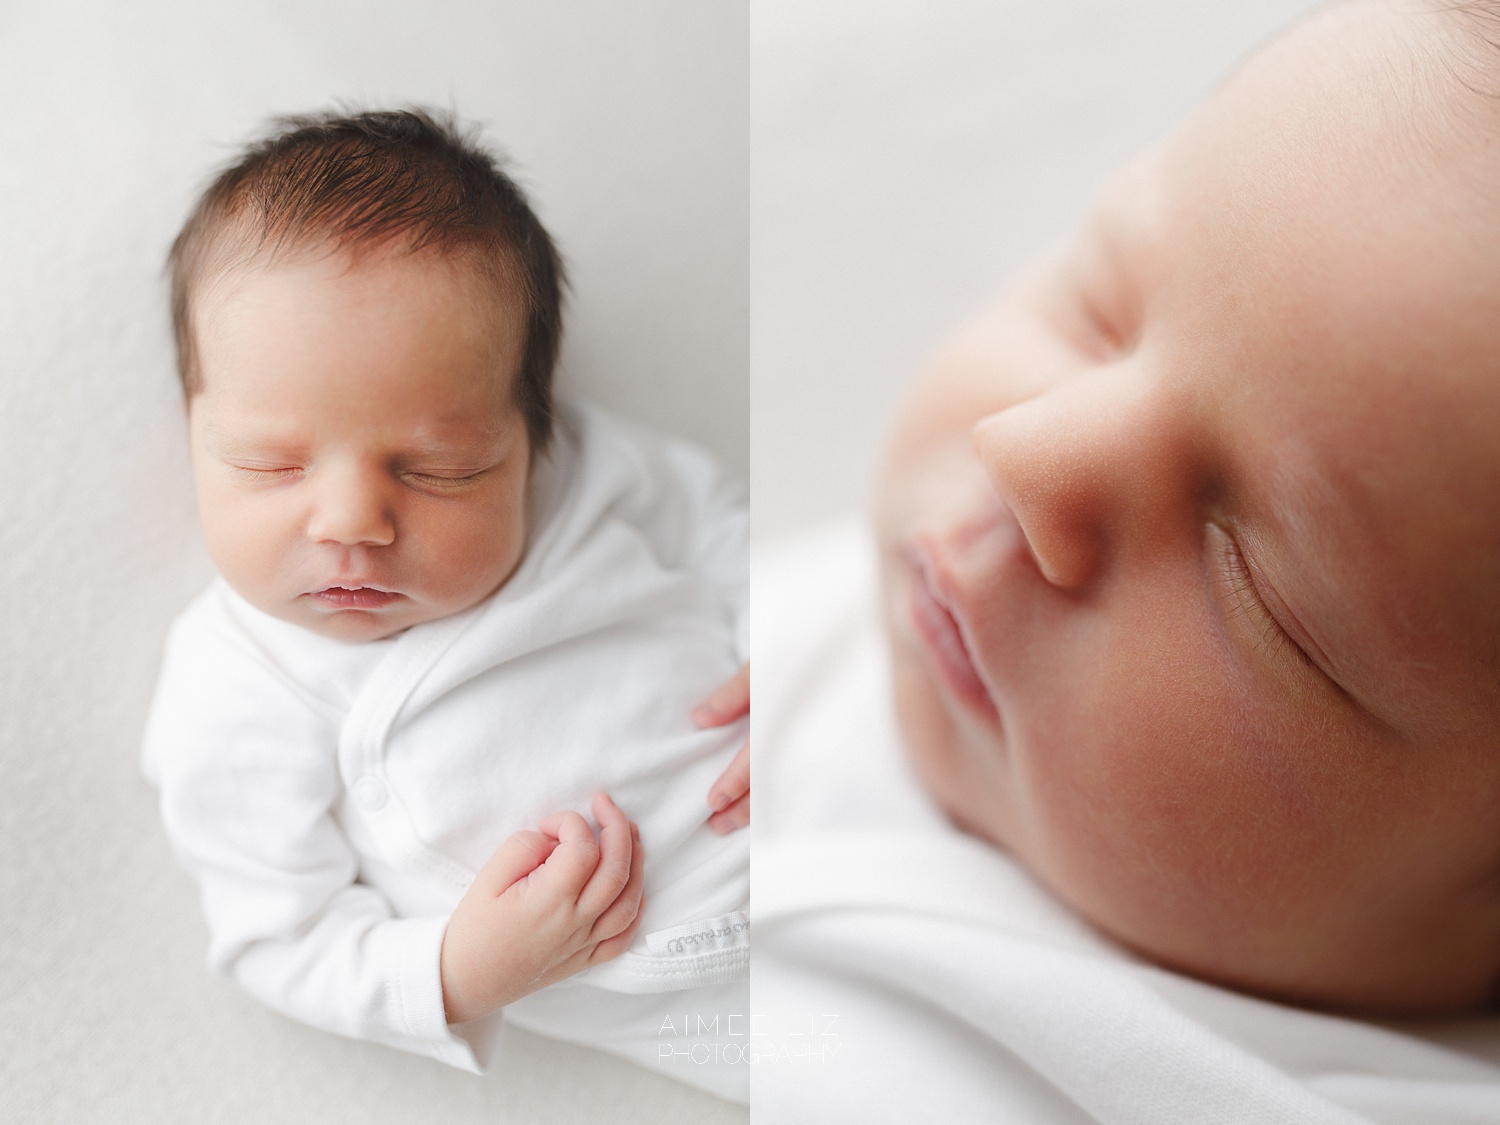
<box><xmin>141</xmin><ymin>401</ymin><xmax>749</xmax><ymax>1099</ymax></box>
<box><xmin>751</xmin><ymin>520</ymin><xmax>1500</xmax><ymax>1124</ymax></box>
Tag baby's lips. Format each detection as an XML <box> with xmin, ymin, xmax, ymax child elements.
<box><xmin>306</xmin><ymin>585</ymin><xmax>402</xmax><ymax>609</ymax></box>
<box><xmin>906</xmin><ymin>542</ymin><xmax>1001</xmax><ymax>724</ymax></box>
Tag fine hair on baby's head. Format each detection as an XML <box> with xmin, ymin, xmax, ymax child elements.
<box><xmin>877</xmin><ymin>0</ymin><xmax>1500</xmax><ymax>1019</ymax></box>
<box><xmin>167</xmin><ymin>107</ymin><xmax>564</xmax><ymax>453</ymax></box>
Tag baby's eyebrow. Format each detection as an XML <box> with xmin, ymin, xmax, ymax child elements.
<box><xmin>400</xmin><ymin>427</ymin><xmax>514</xmax><ymax>461</ymax></box>
<box><xmin>198</xmin><ymin>418</ymin><xmax>305</xmax><ymax>451</ymax></box>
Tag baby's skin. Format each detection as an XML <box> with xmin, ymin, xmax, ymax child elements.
<box><xmin>877</xmin><ymin>0</ymin><xmax>1500</xmax><ymax>1014</ymax></box>
<box><xmin>186</xmin><ymin>242</ymin><xmax>748</xmax><ymax>1028</ymax></box>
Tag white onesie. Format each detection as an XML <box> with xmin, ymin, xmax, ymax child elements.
<box><xmin>142</xmin><ymin>401</ymin><xmax>749</xmax><ymax>1102</ymax></box>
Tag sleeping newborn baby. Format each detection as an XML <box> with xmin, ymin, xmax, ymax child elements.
<box><xmin>880</xmin><ymin>0</ymin><xmax>1500</xmax><ymax>1016</ymax></box>
<box><xmin>755</xmin><ymin>1</ymin><xmax>1500</xmax><ymax>1120</ymax></box>
<box><xmin>142</xmin><ymin>110</ymin><xmax>749</xmax><ymax>1102</ymax></box>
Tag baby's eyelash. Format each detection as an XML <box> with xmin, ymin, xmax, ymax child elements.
<box><xmin>402</xmin><ymin>470</ymin><xmax>486</xmax><ymax>488</ymax></box>
<box><xmin>228</xmin><ymin>464</ymin><xmax>302</xmax><ymax>479</ymax></box>
<box><xmin>1214</xmin><ymin>526</ymin><xmax>1316</xmax><ymax>671</ymax></box>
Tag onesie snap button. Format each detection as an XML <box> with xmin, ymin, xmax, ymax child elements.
<box><xmin>353</xmin><ymin>775</ymin><xmax>387</xmax><ymax>811</ymax></box>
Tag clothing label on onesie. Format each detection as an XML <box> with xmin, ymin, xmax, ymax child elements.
<box><xmin>645</xmin><ymin>911</ymin><xmax>750</xmax><ymax>957</ymax></box>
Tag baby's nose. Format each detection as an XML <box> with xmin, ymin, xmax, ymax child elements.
<box><xmin>973</xmin><ymin>400</ymin><xmax>1104</xmax><ymax>591</ymax></box>
<box><xmin>972</xmin><ymin>370</ymin><xmax>1179</xmax><ymax>591</ymax></box>
<box><xmin>305</xmin><ymin>467</ymin><xmax>396</xmax><ymax>547</ymax></box>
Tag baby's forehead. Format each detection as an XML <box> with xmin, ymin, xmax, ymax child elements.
<box><xmin>191</xmin><ymin>241</ymin><xmax>531</xmax><ymax>414</ymax></box>
<box><xmin>192</xmin><ymin>238</ymin><xmax>533</xmax><ymax>383</ymax></box>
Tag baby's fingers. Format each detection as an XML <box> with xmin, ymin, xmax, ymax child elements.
<box><xmin>472</xmin><ymin>829</ymin><xmax>557</xmax><ymax>897</ymax></box>
<box><xmin>533</xmin><ymin>810</ymin><xmax>600</xmax><ymax>895</ymax></box>
<box><xmin>692</xmin><ymin>663</ymin><xmax>749</xmax><ymax>727</ymax></box>
<box><xmin>707</xmin><ymin>743</ymin><xmax>749</xmax><ymax>814</ymax></box>
<box><xmin>590</xmin><ymin>823</ymin><xmax>645</xmax><ymax>941</ymax></box>
<box><xmin>708</xmin><ymin>790</ymin><xmax>749</xmax><ymax>835</ymax></box>
<box><xmin>589</xmin><ymin>903</ymin><xmax>645</xmax><ymax>965</ymax></box>
<box><xmin>577</xmin><ymin>794</ymin><xmax>634</xmax><ymax>917</ymax></box>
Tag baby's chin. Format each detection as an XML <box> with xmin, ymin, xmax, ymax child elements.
<box><xmin>294</xmin><ymin>608</ymin><xmax>416</xmax><ymax>642</ymax></box>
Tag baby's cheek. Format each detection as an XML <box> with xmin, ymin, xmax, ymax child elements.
<box><xmin>1013</xmin><ymin>623</ymin><xmax>1335</xmax><ymax>958</ymax></box>
<box><xmin>199</xmin><ymin>491</ymin><xmax>287</xmax><ymax>600</ymax></box>
<box><xmin>416</xmin><ymin>489</ymin><xmax>528</xmax><ymax>605</ymax></box>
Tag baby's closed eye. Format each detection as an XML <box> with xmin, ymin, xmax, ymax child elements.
<box><xmin>398</xmin><ymin>468</ymin><xmax>491</xmax><ymax>490</ymax></box>
<box><xmin>227</xmin><ymin>462</ymin><xmax>304</xmax><ymax>481</ymax></box>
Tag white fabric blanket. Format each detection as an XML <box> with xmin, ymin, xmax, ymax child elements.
<box><xmin>142</xmin><ymin>401</ymin><xmax>749</xmax><ymax>1101</ymax></box>
<box><xmin>751</xmin><ymin>521</ymin><xmax>1500</xmax><ymax>1124</ymax></box>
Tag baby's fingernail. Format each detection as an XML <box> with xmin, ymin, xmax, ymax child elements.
<box><xmin>692</xmin><ymin>705</ymin><xmax>717</xmax><ymax>726</ymax></box>
<box><xmin>709</xmin><ymin>791</ymin><xmax>731</xmax><ymax>812</ymax></box>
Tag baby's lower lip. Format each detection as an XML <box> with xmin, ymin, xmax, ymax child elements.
<box><xmin>907</xmin><ymin>552</ymin><xmax>999</xmax><ymax>723</ymax></box>
<box><xmin>307</xmin><ymin>587</ymin><xmax>403</xmax><ymax>609</ymax></box>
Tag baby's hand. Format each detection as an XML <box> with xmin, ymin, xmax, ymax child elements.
<box><xmin>695</xmin><ymin>663</ymin><xmax>749</xmax><ymax>834</ymax></box>
<box><xmin>438</xmin><ymin>792</ymin><xmax>644</xmax><ymax>1025</ymax></box>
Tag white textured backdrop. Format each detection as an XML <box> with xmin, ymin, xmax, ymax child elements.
<box><xmin>751</xmin><ymin>0</ymin><xmax>1320</xmax><ymax>539</ymax></box>
<box><xmin>0</xmin><ymin>2</ymin><xmax>745</xmax><ymax>1122</ymax></box>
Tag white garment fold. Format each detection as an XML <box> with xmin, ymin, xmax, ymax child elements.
<box><xmin>751</xmin><ymin>520</ymin><xmax>1500</xmax><ymax>1124</ymax></box>
<box><xmin>142</xmin><ymin>401</ymin><xmax>749</xmax><ymax>1100</ymax></box>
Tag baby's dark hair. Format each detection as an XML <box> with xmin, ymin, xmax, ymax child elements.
<box><xmin>168</xmin><ymin>107</ymin><xmax>565</xmax><ymax>453</ymax></box>
<box><xmin>1429</xmin><ymin>0</ymin><xmax>1500</xmax><ymax>99</ymax></box>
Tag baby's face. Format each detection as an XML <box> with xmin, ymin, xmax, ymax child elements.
<box><xmin>878</xmin><ymin>2</ymin><xmax>1500</xmax><ymax>1012</ymax></box>
<box><xmin>188</xmin><ymin>247</ymin><xmax>531</xmax><ymax>642</ymax></box>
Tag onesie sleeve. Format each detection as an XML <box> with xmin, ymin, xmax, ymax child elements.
<box><xmin>141</xmin><ymin>600</ymin><xmax>489</xmax><ymax>1072</ymax></box>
